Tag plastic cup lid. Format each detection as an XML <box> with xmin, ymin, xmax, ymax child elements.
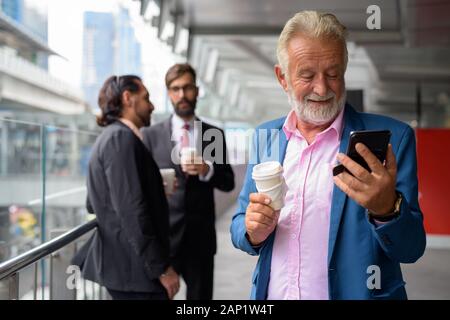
<box><xmin>252</xmin><ymin>161</ymin><xmax>282</xmax><ymax>178</ymax></box>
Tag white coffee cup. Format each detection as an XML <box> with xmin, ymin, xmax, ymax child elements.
<box><xmin>252</xmin><ymin>161</ymin><xmax>284</xmax><ymax>210</ymax></box>
<box><xmin>180</xmin><ymin>147</ymin><xmax>203</xmax><ymax>166</ymax></box>
<box><xmin>180</xmin><ymin>147</ymin><xmax>197</xmax><ymax>164</ymax></box>
<box><xmin>252</xmin><ymin>161</ymin><xmax>283</xmax><ymax>190</ymax></box>
<box><xmin>257</xmin><ymin>181</ymin><xmax>285</xmax><ymax>211</ymax></box>
<box><xmin>160</xmin><ymin>168</ymin><xmax>176</xmax><ymax>194</ymax></box>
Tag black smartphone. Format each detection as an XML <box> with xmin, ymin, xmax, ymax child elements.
<box><xmin>333</xmin><ymin>130</ymin><xmax>391</xmax><ymax>176</ymax></box>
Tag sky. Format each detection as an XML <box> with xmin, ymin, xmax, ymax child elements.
<box><xmin>46</xmin><ymin>0</ymin><xmax>181</xmax><ymax>112</ymax></box>
<box><xmin>47</xmin><ymin>0</ymin><xmax>121</xmax><ymax>87</ymax></box>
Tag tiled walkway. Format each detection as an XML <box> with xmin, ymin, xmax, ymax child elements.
<box><xmin>174</xmin><ymin>204</ymin><xmax>256</xmax><ymax>300</ymax></box>
<box><xmin>213</xmin><ymin>204</ymin><xmax>257</xmax><ymax>300</ymax></box>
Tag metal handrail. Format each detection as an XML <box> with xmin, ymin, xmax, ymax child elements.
<box><xmin>0</xmin><ymin>218</ymin><xmax>97</xmax><ymax>281</ymax></box>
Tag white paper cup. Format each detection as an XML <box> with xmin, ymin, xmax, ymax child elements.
<box><xmin>180</xmin><ymin>147</ymin><xmax>197</xmax><ymax>164</ymax></box>
<box><xmin>257</xmin><ymin>181</ymin><xmax>284</xmax><ymax>210</ymax></box>
<box><xmin>192</xmin><ymin>155</ymin><xmax>203</xmax><ymax>165</ymax></box>
<box><xmin>160</xmin><ymin>168</ymin><xmax>175</xmax><ymax>194</ymax></box>
<box><xmin>252</xmin><ymin>161</ymin><xmax>283</xmax><ymax>190</ymax></box>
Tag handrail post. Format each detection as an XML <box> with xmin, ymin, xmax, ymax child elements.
<box><xmin>73</xmin><ymin>242</ymin><xmax>78</xmax><ymax>300</ymax></box>
<box><xmin>83</xmin><ymin>278</ymin><xmax>87</xmax><ymax>300</ymax></box>
<box><xmin>9</xmin><ymin>273</ymin><xmax>19</xmax><ymax>300</ymax></box>
<box><xmin>33</xmin><ymin>262</ymin><xmax>38</xmax><ymax>300</ymax></box>
<box><xmin>99</xmin><ymin>285</ymin><xmax>103</xmax><ymax>300</ymax></box>
<box><xmin>49</xmin><ymin>254</ymin><xmax>53</xmax><ymax>300</ymax></box>
<box><xmin>49</xmin><ymin>228</ymin><xmax>75</xmax><ymax>300</ymax></box>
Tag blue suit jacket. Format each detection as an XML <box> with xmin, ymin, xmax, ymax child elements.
<box><xmin>230</xmin><ymin>104</ymin><xmax>426</xmax><ymax>300</ymax></box>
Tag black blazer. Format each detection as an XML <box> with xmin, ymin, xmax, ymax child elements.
<box><xmin>141</xmin><ymin>116</ymin><xmax>234</xmax><ymax>266</ymax></box>
<box><xmin>72</xmin><ymin>121</ymin><xmax>170</xmax><ymax>292</ymax></box>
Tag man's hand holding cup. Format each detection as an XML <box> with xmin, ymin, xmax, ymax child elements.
<box><xmin>245</xmin><ymin>193</ymin><xmax>280</xmax><ymax>246</ymax></box>
<box><xmin>245</xmin><ymin>161</ymin><xmax>285</xmax><ymax>246</ymax></box>
<box><xmin>180</xmin><ymin>147</ymin><xmax>209</xmax><ymax>176</ymax></box>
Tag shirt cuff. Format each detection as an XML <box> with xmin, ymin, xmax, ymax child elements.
<box><xmin>199</xmin><ymin>160</ymin><xmax>214</xmax><ymax>182</ymax></box>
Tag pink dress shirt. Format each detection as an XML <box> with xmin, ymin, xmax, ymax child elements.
<box><xmin>267</xmin><ymin>108</ymin><xmax>344</xmax><ymax>300</ymax></box>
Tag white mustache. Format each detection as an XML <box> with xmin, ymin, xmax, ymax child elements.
<box><xmin>305</xmin><ymin>92</ymin><xmax>335</xmax><ymax>102</ymax></box>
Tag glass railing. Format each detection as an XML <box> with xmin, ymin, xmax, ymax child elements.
<box><xmin>0</xmin><ymin>117</ymin><xmax>99</xmax><ymax>299</ymax></box>
<box><xmin>0</xmin><ymin>117</ymin><xmax>98</xmax><ymax>264</ymax></box>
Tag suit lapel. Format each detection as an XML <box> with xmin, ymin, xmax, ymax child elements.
<box><xmin>196</xmin><ymin>117</ymin><xmax>206</xmax><ymax>156</ymax></box>
<box><xmin>258</xmin><ymin>121</ymin><xmax>288</xmax><ymax>164</ymax></box>
<box><xmin>162</xmin><ymin>116</ymin><xmax>185</xmax><ymax>177</ymax></box>
<box><xmin>278</xmin><ymin>126</ymin><xmax>288</xmax><ymax>164</ymax></box>
<box><xmin>256</xmin><ymin>120</ymin><xmax>287</xmax><ymax>300</ymax></box>
<box><xmin>327</xmin><ymin>104</ymin><xmax>365</xmax><ymax>266</ymax></box>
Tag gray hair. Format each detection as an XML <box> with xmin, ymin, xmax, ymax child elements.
<box><xmin>277</xmin><ymin>11</ymin><xmax>348</xmax><ymax>74</ymax></box>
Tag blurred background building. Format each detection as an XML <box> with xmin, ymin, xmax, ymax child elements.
<box><xmin>82</xmin><ymin>8</ymin><xmax>142</xmax><ymax>111</ymax></box>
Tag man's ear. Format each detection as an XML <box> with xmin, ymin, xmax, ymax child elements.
<box><xmin>274</xmin><ymin>64</ymin><xmax>289</xmax><ymax>92</ymax></box>
<box><xmin>121</xmin><ymin>90</ymin><xmax>131</xmax><ymax>109</ymax></box>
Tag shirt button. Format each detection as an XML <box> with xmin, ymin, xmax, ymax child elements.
<box><xmin>291</xmin><ymin>233</ymin><xmax>296</xmax><ymax>239</ymax></box>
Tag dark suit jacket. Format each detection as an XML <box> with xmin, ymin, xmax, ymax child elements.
<box><xmin>141</xmin><ymin>116</ymin><xmax>234</xmax><ymax>268</ymax></box>
<box><xmin>72</xmin><ymin>121</ymin><xmax>170</xmax><ymax>292</ymax></box>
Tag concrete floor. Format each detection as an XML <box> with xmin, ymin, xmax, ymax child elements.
<box><xmin>402</xmin><ymin>248</ymin><xmax>450</xmax><ymax>299</ymax></box>
<box><xmin>176</xmin><ymin>204</ymin><xmax>450</xmax><ymax>300</ymax></box>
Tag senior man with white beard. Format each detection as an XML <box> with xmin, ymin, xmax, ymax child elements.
<box><xmin>230</xmin><ymin>11</ymin><xmax>425</xmax><ymax>300</ymax></box>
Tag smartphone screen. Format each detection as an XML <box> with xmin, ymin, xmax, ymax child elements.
<box><xmin>333</xmin><ymin>130</ymin><xmax>391</xmax><ymax>176</ymax></box>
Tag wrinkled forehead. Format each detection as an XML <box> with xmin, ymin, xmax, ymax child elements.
<box><xmin>287</xmin><ymin>34</ymin><xmax>346</xmax><ymax>66</ymax></box>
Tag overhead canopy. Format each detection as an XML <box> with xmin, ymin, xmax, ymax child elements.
<box><xmin>139</xmin><ymin>0</ymin><xmax>450</xmax><ymax>126</ymax></box>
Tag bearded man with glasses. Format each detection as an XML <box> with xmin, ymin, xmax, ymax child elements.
<box><xmin>141</xmin><ymin>63</ymin><xmax>235</xmax><ymax>300</ymax></box>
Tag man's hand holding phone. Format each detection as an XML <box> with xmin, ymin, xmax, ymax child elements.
<box><xmin>333</xmin><ymin>143</ymin><xmax>398</xmax><ymax>217</ymax></box>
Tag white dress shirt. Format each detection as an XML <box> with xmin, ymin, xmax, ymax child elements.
<box><xmin>171</xmin><ymin>113</ymin><xmax>214</xmax><ymax>181</ymax></box>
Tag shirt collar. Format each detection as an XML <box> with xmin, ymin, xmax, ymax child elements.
<box><xmin>119</xmin><ymin>118</ymin><xmax>143</xmax><ymax>141</ymax></box>
<box><xmin>326</xmin><ymin>106</ymin><xmax>345</xmax><ymax>140</ymax></box>
<box><xmin>282</xmin><ymin>110</ymin><xmax>299</xmax><ymax>140</ymax></box>
<box><xmin>282</xmin><ymin>106</ymin><xmax>345</xmax><ymax>142</ymax></box>
<box><xmin>172</xmin><ymin>113</ymin><xmax>195</xmax><ymax>130</ymax></box>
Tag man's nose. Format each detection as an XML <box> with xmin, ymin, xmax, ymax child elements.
<box><xmin>313</xmin><ymin>75</ymin><xmax>328</xmax><ymax>97</ymax></box>
<box><xmin>177</xmin><ymin>89</ymin><xmax>185</xmax><ymax>98</ymax></box>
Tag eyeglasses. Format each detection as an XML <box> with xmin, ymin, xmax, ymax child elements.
<box><xmin>168</xmin><ymin>84</ymin><xmax>197</xmax><ymax>94</ymax></box>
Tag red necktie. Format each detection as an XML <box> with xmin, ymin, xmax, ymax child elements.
<box><xmin>181</xmin><ymin>123</ymin><xmax>190</xmax><ymax>148</ymax></box>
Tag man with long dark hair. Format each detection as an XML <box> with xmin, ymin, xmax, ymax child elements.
<box><xmin>73</xmin><ymin>75</ymin><xmax>179</xmax><ymax>300</ymax></box>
